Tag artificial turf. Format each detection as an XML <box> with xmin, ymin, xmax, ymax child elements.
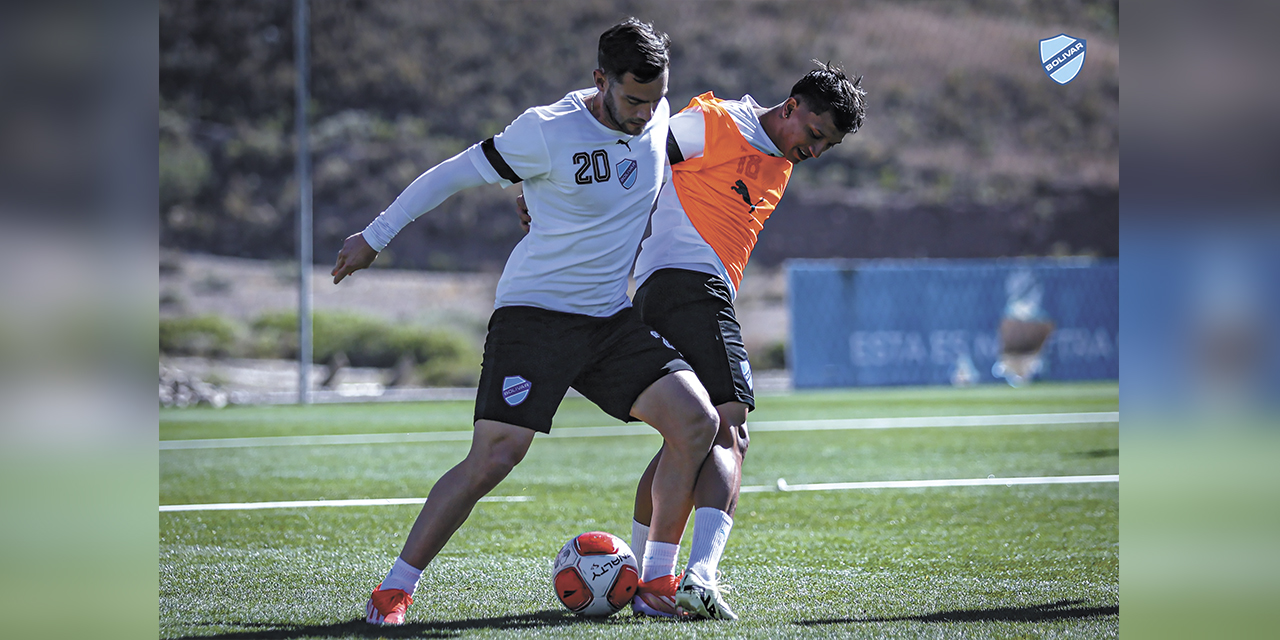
<box><xmin>160</xmin><ymin>382</ymin><xmax>1119</xmax><ymax>639</ymax></box>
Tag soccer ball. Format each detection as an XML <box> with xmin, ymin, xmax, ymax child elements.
<box><xmin>551</xmin><ymin>531</ymin><xmax>639</xmax><ymax>617</ymax></box>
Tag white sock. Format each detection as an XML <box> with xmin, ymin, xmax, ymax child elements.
<box><xmin>381</xmin><ymin>556</ymin><xmax>423</xmax><ymax>595</ymax></box>
<box><xmin>686</xmin><ymin>507</ymin><xmax>734</xmax><ymax>583</ymax></box>
<box><xmin>640</xmin><ymin>540</ymin><xmax>679</xmax><ymax>583</ymax></box>
<box><xmin>631</xmin><ymin>519</ymin><xmax>650</xmax><ymax>574</ymax></box>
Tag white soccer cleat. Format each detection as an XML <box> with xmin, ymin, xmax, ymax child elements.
<box><xmin>675</xmin><ymin>571</ymin><xmax>738</xmax><ymax>621</ymax></box>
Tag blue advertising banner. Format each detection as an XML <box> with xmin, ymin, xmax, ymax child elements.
<box><xmin>787</xmin><ymin>259</ymin><xmax>1118</xmax><ymax>388</ymax></box>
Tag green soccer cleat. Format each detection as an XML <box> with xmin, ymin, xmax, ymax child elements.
<box><xmin>675</xmin><ymin>571</ymin><xmax>738</xmax><ymax>621</ymax></box>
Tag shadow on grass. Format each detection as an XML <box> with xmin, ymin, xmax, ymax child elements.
<box><xmin>168</xmin><ymin>609</ymin><xmax>601</xmax><ymax>639</ymax></box>
<box><xmin>795</xmin><ymin>599</ymin><xmax>1118</xmax><ymax>626</ymax></box>
<box><xmin>1073</xmin><ymin>448</ymin><xmax>1120</xmax><ymax>458</ymax></box>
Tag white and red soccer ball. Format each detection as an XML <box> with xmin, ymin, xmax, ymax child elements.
<box><xmin>551</xmin><ymin>531</ymin><xmax>639</xmax><ymax>617</ymax></box>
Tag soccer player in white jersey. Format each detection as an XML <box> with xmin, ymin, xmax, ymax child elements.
<box><xmin>520</xmin><ymin>63</ymin><xmax>867</xmax><ymax>620</ymax></box>
<box><xmin>331</xmin><ymin>19</ymin><xmax>721</xmax><ymax>626</ymax></box>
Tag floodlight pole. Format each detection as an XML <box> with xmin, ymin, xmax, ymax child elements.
<box><xmin>295</xmin><ymin>0</ymin><xmax>313</xmax><ymax>404</ymax></box>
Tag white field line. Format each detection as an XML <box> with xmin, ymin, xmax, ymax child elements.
<box><xmin>160</xmin><ymin>411</ymin><xmax>1118</xmax><ymax>451</ymax></box>
<box><xmin>740</xmin><ymin>474</ymin><xmax>1119</xmax><ymax>493</ymax></box>
<box><xmin>159</xmin><ymin>474</ymin><xmax>1118</xmax><ymax>513</ymax></box>
<box><xmin>159</xmin><ymin>495</ymin><xmax>532</xmax><ymax>513</ymax></box>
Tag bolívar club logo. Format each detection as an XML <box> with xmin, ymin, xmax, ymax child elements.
<box><xmin>1040</xmin><ymin>34</ymin><xmax>1086</xmax><ymax>85</ymax></box>
<box><xmin>616</xmin><ymin>158</ymin><xmax>638</xmax><ymax>190</ymax></box>
<box><xmin>502</xmin><ymin>375</ymin><xmax>532</xmax><ymax>406</ymax></box>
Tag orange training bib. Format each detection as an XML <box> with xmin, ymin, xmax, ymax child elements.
<box><xmin>671</xmin><ymin>92</ymin><xmax>792</xmax><ymax>290</ymax></box>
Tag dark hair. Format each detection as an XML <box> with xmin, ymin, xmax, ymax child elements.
<box><xmin>790</xmin><ymin>60</ymin><xmax>867</xmax><ymax>134</ymax></box>
<box><xmin>597</xmin><ymin>17</ymin><xmax>670</xmax><ymax>84</ymax></box>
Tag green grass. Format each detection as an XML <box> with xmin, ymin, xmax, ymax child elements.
<box><xmin>160</xmin><ymin>382</ymin><xmax>1119</xmax><ymax>639</ymax></box>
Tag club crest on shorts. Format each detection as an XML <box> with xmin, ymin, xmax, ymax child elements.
<box><xmin>616</xmin><ymin>158</ymin><xmax>638</xmax><ymax>190</ymax></box>
<box><xmin>649</xmin><ymin>330</ymin><xmax>674</xmax><ymax>351</ymax></box>
<box><xmin>740</xmin><ymin>360</ymin><xmax>753</xmax><ymax>391</ymax></box>
<box><xmin>1039</xmin><ymin>33</ymin><xmax>1086</xmax><ymax>85</ymax></box>
<box><xmin>502</xmin><ymin>376</ymin><xmax>532</xmax><ymax>406</ymax></box>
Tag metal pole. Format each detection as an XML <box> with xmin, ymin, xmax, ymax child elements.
<box><xmin>295</xmin><ymin>0</ymin><xmax>312</xmax><ymax>404</ymax></box>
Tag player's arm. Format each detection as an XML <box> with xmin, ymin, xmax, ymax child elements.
<box><xmin>336</xmin><ymin>110</ymin><xmax>550</xmax><ymax>282</ymax></box>
<box><xmin>515</xmin><ymin>189</ymin><xmax>531</xmax><ymax>234</ymax></box>
<box><xmin>667</xmin><ymin>105</ymin><xmax>705</xmax><ymax>163</ymax></box>
<box><xmin>332</xmin><ymin>151</ymin><xmax>488</xmax><ymax>283</ymax></box>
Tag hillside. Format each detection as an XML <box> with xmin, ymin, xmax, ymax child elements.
<box><xmin>160</xmin><ymin>0</ymin><xmax>1118</xmax><ymax>269</ymax></box>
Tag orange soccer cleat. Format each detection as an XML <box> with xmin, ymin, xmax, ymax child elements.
<box><xmin>365</xmin><ymin>583</ymin><xmax>413</xmax><ymax>625</ymax></box>
<box><xmin>632</xmin><ymin>572</ymin><xmax>683</xmax><ymax>618</ymax></box>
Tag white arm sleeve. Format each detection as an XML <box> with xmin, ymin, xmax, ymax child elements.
<box><xmin>668</xmin><ymin>106</ymin><xmax>705</xmax><ymax>161</ymax></box>
<box><xmin>361</xmin><ymin>148</ymin><xmax>488</xmax><ymax>251</ymax></box>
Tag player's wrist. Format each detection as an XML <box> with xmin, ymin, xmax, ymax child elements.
<box><xmin>360</xmin><ymin>227</ymin><xmax>384</xmax><ymax>252</ymax></box>
<box><xmin>361</xmin><ymin>207</ymin><xmax>405</xmax><ymax>252</ymax></box>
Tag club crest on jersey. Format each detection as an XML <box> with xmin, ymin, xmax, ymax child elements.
<box><xmin>502</xmin><ymin>376</ymin><xmax>532</xmax><ymax>406</ymax></box>
<box><xmin>1039</xmin><ymin>33</ymin><xmax>1086</xmax><ymax>84</ymax></box>
<box><xmin>616</xmin><ymin>158</ymin><xmax>638</xmax><ymax>190</ymax></box>
<box><xmin>740</xmin><ymin>360</ymin><xmax>753</xmax><ymax>390</ymax></box>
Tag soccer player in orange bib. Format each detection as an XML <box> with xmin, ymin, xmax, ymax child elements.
<box><xmin>520</xmin><ymin>62</ymin><xmax>866</xmax><ymax>620</ymax></box>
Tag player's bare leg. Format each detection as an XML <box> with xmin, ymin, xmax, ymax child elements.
<box><xmin>629</xmin><ymin>371</ymin><xmax>718</xmax><ymax>542</ymax></box>
<box><xmin>366</xmin><ymin>420</ymin><xmax>535</xmax><ymax>624</ymax></box>
<box><xmin>398</xmin><ymin>420</ymin><xmax>535</xmax><ymax>566</ymax></box>
<box><xmin>694</xmin><ymin>402</ymin><xmax>748</xmax><ymax>514</ymax></box>
<box><xmin>632</xmin><ymin>401</ymin><xmax>748</xmax><ymax>620</ymax></box>
<box><xmin>632</xmin><ymin>402</ymin><xmax>748</xmax><ymax>545</ymax></box>
<box><xmin>628</xmin><ymin>370</ymin><xmax>718</xmax><ymax>617</ymax></box>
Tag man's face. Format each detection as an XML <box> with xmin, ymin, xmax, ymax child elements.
<box><xmin>775</xmin><ymin>97</ymin><xmax>846</xmax><ymax>164</ymax></box>
<box><xmin>596</xmin><ymin>69</ymin><xmax>668</xmax><ymax>135</ymax></box>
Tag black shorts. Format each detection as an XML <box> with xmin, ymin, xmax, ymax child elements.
<box><xmin>474</xmin><ymin>305</ymin><xmax>692</xmax><ymax>433</ymax></box>
<box><xmin>633</xmin><ymin>268</ymin><xmax>755</xmax><ymax>411</ymax></box>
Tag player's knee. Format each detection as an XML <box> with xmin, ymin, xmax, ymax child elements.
<box><xmin>476</xmin><ymin>457</ymin><xmax>515</xmax><ymax>489</ymax></box>
<box><xmin>712</xmin><ymin>419</ymin><xmax>738</xmax><ymax>450</ymax></box>
<box><xmin>476</xmin><ymin>445</ymin><xmax>524</xmax><ymax>487</ymax></box>
<box><xmin>715</xmin><ymin>404</ymin><xmax>748</xmax><ymax>450</ymax></box>
<box><xmin>736</xmin><ymin>423</ymin><xmax>750</xmax><ymax>455</ymax></box>
<box><xmin>672</xmin><ymin>405</ymin><xmax>717</xmax><ymax>456</ymax></box>
<box><xmin>690</xmin><ymin>407</ymin><xmax>718</xmax><ymax>453</ymax></box>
